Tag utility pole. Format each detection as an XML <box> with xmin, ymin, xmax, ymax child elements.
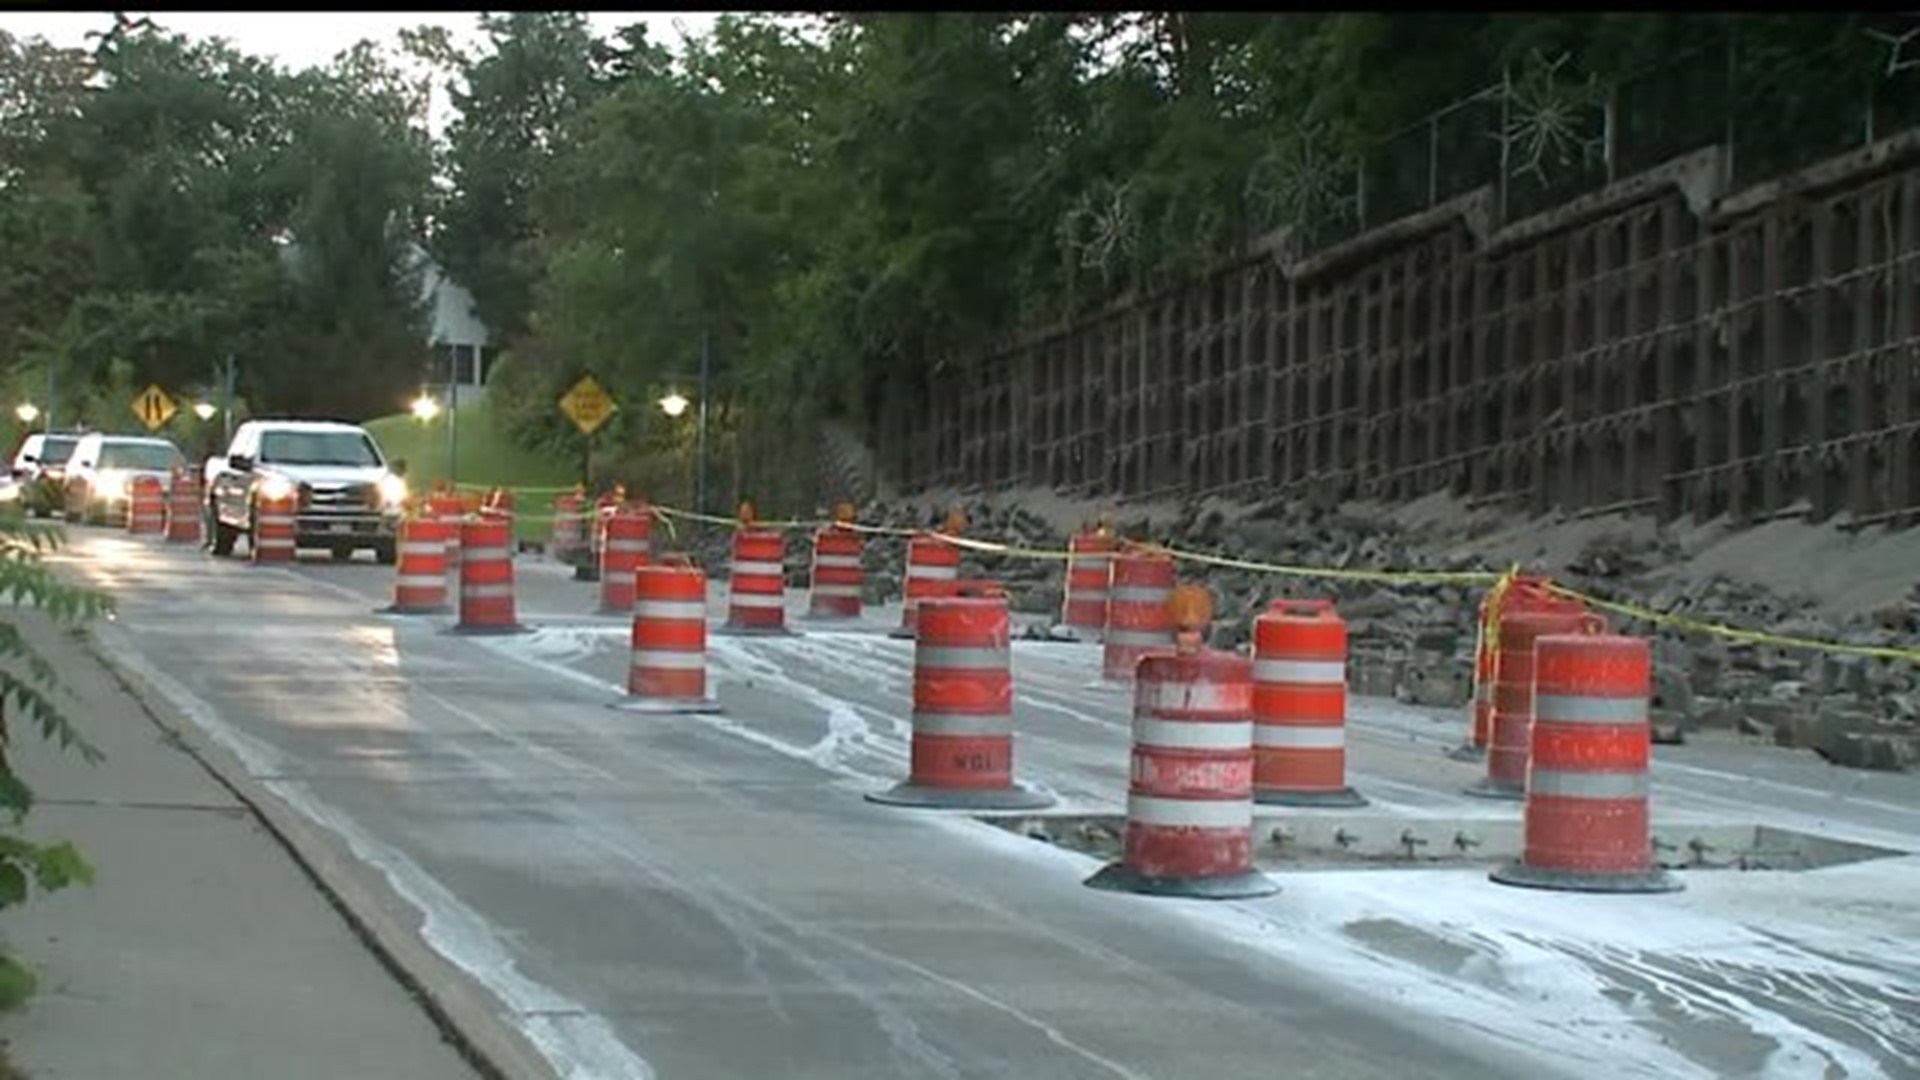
<box><xmin>220</xmin><ymin>353</ymin><xmax>237</xmax><ymax>445</ymax></box>
<box><xmin>44</xmin><ymin>362</ymin><xmax>55</xmax><ymax>433</ymax></box>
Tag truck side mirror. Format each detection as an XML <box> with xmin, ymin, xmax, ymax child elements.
<box><xmin>228</xmin><ymin>454</ymin><xmax>253</xmax><ymax>471</ymax></box>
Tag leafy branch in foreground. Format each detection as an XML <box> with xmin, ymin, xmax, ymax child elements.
<box><xmin>0</xmin><ymin>506</ymin><xmax>109</xmax><ymax>985</ymax></box>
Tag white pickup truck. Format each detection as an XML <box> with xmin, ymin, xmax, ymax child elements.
<box><xmin>203</xmin><ymin>419</ymin><xmax>409</xmax><ymax>564</ymax></box>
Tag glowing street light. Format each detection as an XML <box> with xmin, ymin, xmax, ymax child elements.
<box><xmin>14</xmin><ymin>403</ymin><xmax>39</xmax><ymax>425</ymax></box>
<box><xmin>410</xmin><ymin>393</ymin><xmax>441</xmax><ymax>422</ymax></box>
<box><xmin>658</xmin><ymin>390</ymin><xmax>690</xmax><ymax>418</ymax></box>
<box><xmin>193</xmin><ymin>401</ymin><xmax>217</xmax><ymax>421</ymax></box>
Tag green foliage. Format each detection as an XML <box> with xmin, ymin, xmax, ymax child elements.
<box><xmin>7</xmin><ymin>13</ymin><xmax>1911</xmax><ymax>503</ymax></box>
<box><xmin>0</xmin><ymin>503</ymin><xmax>107</xmax><ymax>1007</ymax></box>
<box><xmin>0</xmin><ymin>951</ymin><xmax>37</xmax><ymax>1012</ymax></box>
<box><xmin>0</xmin><ymin>18</ymin><xmax>434</xmax><ymax>425</ymax></box>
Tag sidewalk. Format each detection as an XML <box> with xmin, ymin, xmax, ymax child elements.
<box><xmin>0</xmin><ymin>615</ymin><xmax>479</xmax><ymax>1080</ymax></box>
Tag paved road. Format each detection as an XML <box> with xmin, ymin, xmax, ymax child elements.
<box><xmin>57</xmin><ymin>530</ymin><xmax>1920</xmax><ymax>1080</ymax></box>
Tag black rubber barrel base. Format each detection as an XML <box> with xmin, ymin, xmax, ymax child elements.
<box><xmin>887</xmin><ymin>626</ymin><xmax>916</xmax><ymax>641</ymax></box>
<box><xmin>864</xmin><ymin>782</ymin><xmax>1056</xmax><ymax>811</ymax></box>
<box><xmin>375</xmin><ymin>603</ymin><xmax>451</xmax><ymax>617</ymax></box>
<box><xmin>1255</xmin><ymin>786</ymin><xmax>1368</xmax><ymax>809</ymax></box>
<box><xmin>714</xmin><ymin>624</ymin><xmax>801</xmax><ymax>638</ymax></box>
<box><xmin>1462</xmin><ymin>777</ymin><xmax>1525</xmax><ymax>801</ymax></box>
<box><xmin>1084</xmin><ymin>863</ymin><xmax>1280</xmax><ymax>900</ymax></box>
<box><xmin>1445</xmin><ymin>743</ymin><xmax>1487</xmax><ymax>763</ymax></box>
<box><xmin>609</xmin><ymin>696</ymin><xmax>723</xmax><ymax>715</ymax></box>
<box><xmin>1490</xmin><ymin>860</ymin><xmax>1684</xmax><ymax>895</ymax></box>
<box><xmin>448</xmin><ymin>623</ymin><xmax>532</xmax><ymax>637</ymax></box>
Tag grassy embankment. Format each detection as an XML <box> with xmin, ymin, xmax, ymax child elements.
<box><xmin>364</xmin><ymin>397</ymin><xmax>578</xmax><ymax>546</ymax></box>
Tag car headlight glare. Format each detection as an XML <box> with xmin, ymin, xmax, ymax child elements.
<box><xmin>258</xmin><ymin>474</ymin><xmax>297</xmax><ymax>502</ymax></box>
<box><xmin>377</xmin><ymin>475</ymin><xmax>408</xmax><ymax>508</ymax></box>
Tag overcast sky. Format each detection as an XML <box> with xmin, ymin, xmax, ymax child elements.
<box><xmin>0</xmin><ymin>10</ymin><xmax>722</xmax><ymax>133</ymax></box>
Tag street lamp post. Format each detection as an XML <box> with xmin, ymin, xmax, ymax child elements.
<box><xmin>696</xmin><ymin>328</ymin><xmax>710</xmax><ymax>517</ymax></box>
<box><xmin>656</xmin><ymin>330</ymin><xmax>714</xmax><ymax>515</ymax></box>
<box><xmin>448</xmin><ymin>379</ymin><xmax>459</xmax><ymax>489</ymax></box>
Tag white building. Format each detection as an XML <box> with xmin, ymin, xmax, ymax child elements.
<box><xmin>275</xmin><ymin>237</ymin><xmax>494</xmax><ymax>406</ymax></box>
<box><xmin>409</xmin><ymin>243</ymin><xmax>493</xmax><ymax>407</ymax></box>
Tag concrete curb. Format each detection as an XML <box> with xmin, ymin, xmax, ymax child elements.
<box><xmin>77</xmin><ymin>630</ymin><xmax>557</xmax><ymax>1080</ymax></box>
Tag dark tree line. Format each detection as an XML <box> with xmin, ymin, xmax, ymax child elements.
<box><xmin>5</xmin><ymin>13</ymin><xmax>1911</xmax><ymax>471</ymax></box>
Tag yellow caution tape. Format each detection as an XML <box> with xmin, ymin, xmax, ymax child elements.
<box><xmin>503</xmin><ymin>496</ymin><xmax>1918</xmax><ymax>664</ymax></box>
<box><xmin>1161</xmin><ymin>545</ymin><xmax>1503</xmax><ymax>588</ymax></box>
<box><xmin>1544</xmin><ymin>583</ymin><xmax>1920</xmax><ymax>664</ymax></box>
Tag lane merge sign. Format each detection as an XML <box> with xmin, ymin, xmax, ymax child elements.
<box><xmin>132</xmin><ymin>384</ymin><xmax>177</xmax><ymax>431</ymax></box>
<box><xmin>560</xmin><ymin>376</ymin><xmax>617</xmax><ymax>435</ymax></box>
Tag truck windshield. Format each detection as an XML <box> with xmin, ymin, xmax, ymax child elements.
<box><xmin>98</xmin><ymin>441</ymin><xmax>183</xmax><ymax>471</ymax></box>
<box><xmin>258</xmin><ymin>431</ymin><xmax>381</xmax><ymax>467</ymax></box>
<box><xmin>35</xmin><ymin>437</ymin><xmax>78</xmax><ymax>465</ymax></box>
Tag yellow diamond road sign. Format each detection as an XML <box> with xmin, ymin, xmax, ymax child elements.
<box><xmin>132</xmin><ymin>384</ymin><xmax>177</xmax><ymax>431</ymax></box>
<box><xmin>559</xmin><ymin>376</ymin><xmax>617</xmax><ymax>435</ymax></box>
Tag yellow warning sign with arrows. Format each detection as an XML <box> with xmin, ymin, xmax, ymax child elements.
<box><xmin>132</xmin><ymin>384</ymin><xmax>177</xmax><ymax>431</ymax></box>
<box><xmin>559</xmin><ymin>375</ymin><xmax>618</xmax><ymax>435</ymax></box>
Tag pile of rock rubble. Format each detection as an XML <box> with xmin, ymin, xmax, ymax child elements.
<box><xmin>674</xmin><ymin>494</ymin><xmax>1919</xmax><ymax>773</ymax></box>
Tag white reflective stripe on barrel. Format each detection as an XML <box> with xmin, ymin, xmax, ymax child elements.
<box><xmin>1132</xmin><ymin>717</ymin><xmax>1252</xmax><ymax>751</ymax></box>
<box><xmin>729</xmin><ymin>593</ymin><xmax>785</xmax><ymax>608</ymax></box>
<box><xmin>733</xmin><ymin>560</ymin><xmax>784</xmax><ymax>577</ymax></box>
<box><xmin>1528</xmin><ymin>769</ymin><xmax>1649</xmax><ymax>799</ymax></box>
<box><xmin>1253</xmin><ymin>725</ymin><xmax>1346</xmax><ymax>749</ymax></box>
<box><xmin>914</xmin><ymin>645</ymin><xmax>1008</xmax><ymax>670</ymax></box>
<box><xmin>606</xmin><ymin>539</ymin><xmax>649</xmax><ymax>554</ymax></box>
<box><xmin>1133</xmin><ymin>680</ymin><xmax>1244</xmax><ymax>715</ymax></box>
<box><xmin>811</xmin><ymin>584</ymin><xmax>861</xmax><ymax>597</ymax></box>
<box><xmin>814</xmin><ymin>555</ymin><xmax>862</xmax><ymax>569</ymax></box>
<box><xmin>464</xmin><ymin>545</ymin><xmax>511</xmax><ymax>561</ymax></box>
<box><xmin>1106</xmin><ymin>629</ymin><xmax>1173</xmax><ymax>647</ymax></box>
<box><xmin>397</xmin><ymin>575</ymin><xmax>444</xmax><ymax>589</ymax></box>
<box><xmin>635</xmin><ymin>600</ymin><xmax>707</xmax><ymax>620</ymax></box>
<box><xmin>1252</xmin><ymin>659</ymin><xmax>1346</xmax><ymax>684</ymax></box>
<box><xmin>462</xmin><ymin>584</ymin><xmax>513</xmax><ymax>599</ymax></box>
<box><xmin>400</xmin><ymin>542</ymin><xmax>442</xmax><ymax>557</ymax></box>
<box><xmin>1127</xmin><ymin>794</ymin><xmax>1251</xmax><ymax>830</ymax></box>
<box><xmin>1068</xmin><ymin>587</ymin><xmax>1107</xmax><ymax>598</ymax></box>
<box><xmin>911</xmin><ymin>711</ymin><xmax>1013</xmax><ymax>737</ymax></box>
<box><xmin>631</xmin><ymin>649</ymin><xmax>704</xmax><ymax>670</ymax></box>
<box><xmin>1533</xmin><ymin>694</ymin><xmax>1646</xmax><ymax>725</ymax></box>
<box><xmin>1110</xmin><ymin>586</ymin><xmax>1171</xmax><ymax>603</ymax></box>
<box><xmin>907</xmin><ymin>564</ymin><xmax>958</xmax><ymax>580</ymax></box>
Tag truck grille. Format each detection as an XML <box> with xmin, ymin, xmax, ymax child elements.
<box><xmin>300</xmin><ymin>482</ymin><xmax>377</xmax><ymax>512</ymax></box>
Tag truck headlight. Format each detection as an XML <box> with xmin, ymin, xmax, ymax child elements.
<box><xmin>96</xmin><ymin>470</ymin><xmax>131</xmax><ymax>500</ymax></box>
<box><xmin>258</xmin><ymin>474</ymin><xmax>297</xmax><ymax>502</ymax></box>
<box><xmin>377</xmin><ymin>475</ymin><xmax>408</xmax><ymax>508</ymax></box>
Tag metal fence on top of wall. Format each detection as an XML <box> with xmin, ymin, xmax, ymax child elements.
<box><xmin>882</xmin><ymin>31</ymin><xmax>1920</xmax><ymax>530</ymax></box>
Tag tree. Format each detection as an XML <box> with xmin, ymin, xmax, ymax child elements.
<box><xmin>423</xmin><ymin>13</ymin><xmax>613</xmax><ymax>346</ymax></box>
